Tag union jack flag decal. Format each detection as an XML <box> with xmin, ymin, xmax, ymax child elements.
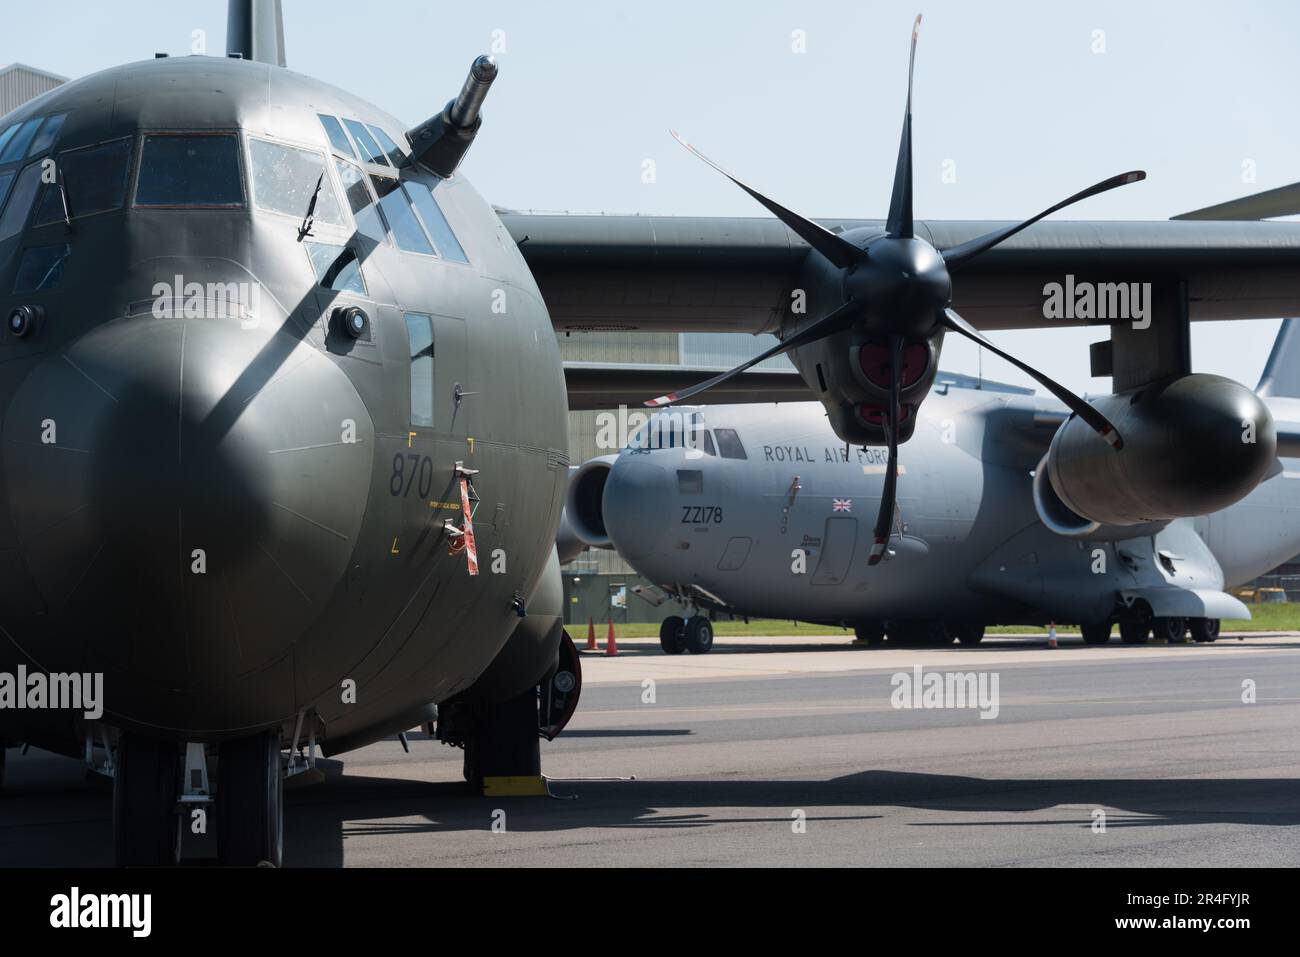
<box><xmin>832</xmin><ymin>498</ymin><xmax>852</xmax><ymax>512</ymax></box>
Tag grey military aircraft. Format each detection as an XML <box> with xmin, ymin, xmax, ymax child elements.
<box><xmin>3</xmin><ymin>3</ymin><xmax>1300</xmax><ymax>867</ymax></box>
<box><xmin>563</xmin><ymin>322</ymin><xmax>1300</xmax><ymax>652</ymax></box>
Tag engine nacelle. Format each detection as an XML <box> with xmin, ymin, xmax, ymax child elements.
<box><xmin>565</xmin><ymin>455</ymin><xmax>617</xmax><ymax>547</ymax></box>
<box><xmin>1037</xmin><ymin>373</ymin><xmax>1275</xmax><ymax>532</ymax></box>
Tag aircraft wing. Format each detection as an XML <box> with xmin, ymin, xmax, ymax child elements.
<box><xmin>564</xmin><ymin>362</ymin><xmax>812</xmax><ymax>411</ymax></box>
<box><xmin>502</xmin><ymin>212</ymin><xmax>1300</xmax><ymax>333</ymax></box>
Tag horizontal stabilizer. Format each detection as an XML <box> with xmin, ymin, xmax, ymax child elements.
<box><xmin>1172</xmin><ymin>181</ymin><xmax>1300</xmax><ymax>221</ymax></box>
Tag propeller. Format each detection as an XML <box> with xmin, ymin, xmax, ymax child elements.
<box><xmin>651</xmin><ymin>13</ymin><xmax>1144</xmax><ymax>561</ymax></box>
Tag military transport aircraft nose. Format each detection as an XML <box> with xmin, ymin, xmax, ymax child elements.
<box><xmin>601</xmin><ymin>456</ymin><xmax>675</xmax><ymax>563</ymax></box>
<box><xmin>1</xmin><ymin>316</ymin><xmax>374</xmax><ymax>702</ymax></box>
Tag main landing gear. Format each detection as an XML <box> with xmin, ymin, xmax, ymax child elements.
<box><xmin>1089</xmin><ymin>615</ymin><xmax>1220</xmax><ymax>645</ymax></box>
<box><xmin>659</xmin><ymin>615</ymin><xmax>714</xmax><ymax>654</ymax></box>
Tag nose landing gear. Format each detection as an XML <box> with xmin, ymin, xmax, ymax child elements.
<box><xmin>659</xmin><ymin>614</ymin><xmax>714</xmax><ymax>654</ymax></box>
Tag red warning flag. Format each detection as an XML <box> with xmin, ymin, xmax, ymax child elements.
<box><xmin>458</xmin><ymin>476</ymin><xmax>478</xmax><ymax>576</ymax></box>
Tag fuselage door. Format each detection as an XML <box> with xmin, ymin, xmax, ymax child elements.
<box><xmin>812</xmin><ymin>516</ymin><xmax>858</xmax><ymax>585</ymax></box>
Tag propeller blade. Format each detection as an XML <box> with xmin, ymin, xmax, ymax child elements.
<box><xmin>885</xmin><ymin>14</ymin><xmax>922</xmax><ymax>240</ymax></box>
<box><xmin>646</xmin><ymin>299</ymin><xmax>860</xmax><ymax>407</ymax></box>
<box><xmin>868</xmin><ymin>335</ymin><xmax>904</xmax><ymax>565</ymax></box>
<box><xmin>941</xmin><ymin>170</ymin><xmax>1146</xmax><ymax>270</ymax></box>
<box><xmin>670</xmin><ymin>130</ymin><xmax>863</xmax><ymax>269</ymax></box>
<box><xmin>941</xmin><ymin>307</ymin><xmax>1123</xmax><ymax>449</ymax></box>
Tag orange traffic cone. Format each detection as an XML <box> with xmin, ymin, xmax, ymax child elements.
<box><xmin>1048</xmin><ymin>622</ymin><xmax>1058</xmax><ymax>649</ymax></box>
<box><xmin>586</xmin><ymin>617</ymin><xmax>597</xmax><ymax>651</ymax></box>
<box><xmin>605</xmin><ymin>618</ymin><xmax>619</xmax><ymax>656</ymax></box>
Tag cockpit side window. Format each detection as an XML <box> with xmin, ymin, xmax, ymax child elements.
<box><xmin>368</xmin><ymin>126</ymin><xmax>409</xmax><ymax>168</ymax></box>
<box><xmin>135</xmin><ymin>134</ymin><xmax>244</xmax><ymax>208</ymax></box>
<box><xmin>0</xmin><ymin>162</ymin><xmax>44</xmax><ymax>243</ymax></box>
<box><xmin>343</xmin><ymin>119</ymin><xmax>390</xmax><ymax>167</ymax></box>
<box><xmin>714</xmin><ymin>428</ymin><xmax>748</xmax><ymax>460</ymax></box>
<box><xmin>0</xmin><ymin>118</ymin><xmax>42</xmax><ymax>165</ymax></box>
<box><xmin>32</xmin><ymin>138</ymin><xmax>132</xmax><ymax>227</ymax></box>
<box><xmin>28</xmin><ymin>114</ymin><xmax>67</xmax><ymax>157</ymax></box>
<box><xmin>249</xmin><ymin>138</ymin><xmax>346</xmax><ymax>227</ymax></box>
<box><xmin>334</xmin><ymin>159</ymin><xmax>388</xmax><ymax>245</ymax></box>
<box><xmin>317</xmin><ymin>114</ymin><xmax>356</xmax><ymax>159</ymax></box>
<box><xmin>304</xmin><ymin>241</ymin><xmax>366</xmax><ymax>295</ymax></box>
<box><xmin>372</xmin><ymin>175</ymin><xmax>433</xmax><ymax>254</ymax></box>
<box><xmin>403</xmin><ymin>179</ymin><xmax>468</xmax><ymax>263</ymax></box>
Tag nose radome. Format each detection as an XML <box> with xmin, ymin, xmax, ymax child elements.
<box><xmin>2</xmin><ymin>316</ymin><xmax>375</xmax><ymax>689</ymax></box>
<box><xmin>601</xmin><ymin>457</ymin><xmax>673</xmax><ymax>562</ymax></box>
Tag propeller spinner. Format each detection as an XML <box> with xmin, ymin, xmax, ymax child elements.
<box><xmin>648</xmin><ymin>13</ymin><xmax>1142</xmax><ymax>565</ymax></box>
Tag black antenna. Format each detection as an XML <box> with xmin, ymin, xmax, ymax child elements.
<box><xmin>226</xmin><ymin>0</ymin><xmax>286</xmax><ymax>67</ymax></box>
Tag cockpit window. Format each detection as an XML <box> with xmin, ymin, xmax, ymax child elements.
<box><xmin>28</xmin><ymin>114</ymin><xmax>67</xmax><ymax>157</ymax></box>
<box><xmin>249</xmin><ymin>138</ymin><xmax>345</xmax><ymax>227</ymax></box>
<box><xmin>0</xmin><ymin>170</ymin><xmax>15</xmax><ymax>210</ymax></box>
<box><xmin>334</xmin><ymin>159</ymin><xmax>388</xmax><ymax>245</ymax></box>
<box><xmin>305</xmin><ymin>241</ymin><xmax>366</xmax><ymax>295</ymax></box>
<box><xmin>135</xmin><ymin>134</ymin><xmax>244</xmax><ymax>208</ymax></box>
<box><xmin>32</xmin><ymin>138</ymin><xmax>132</xmax><ymax>227</ymax></box>
<box><xmin>0</xmin><ymin>163</ymin><xmax>43</xmax><ymax>242</ymax></box>
<box><xmin>403</xmin><ymin>179</ymin><xmax>468</xmax><ymax>263</ymax></box>
<box><xmin>714</xmin><ymin>428</ymin><xmax>748</xmax><ymax>460</ymax></box>
<box><xmin>343</xmin><ymin>119</ymin><xmax>389</xmax><ymax>166</ymax></box>
<box><xmin>0</xmin><ymin>118</ymin><xmax>42</xmax><ymax>165</ymax></box>
<box><xmin>368</xmin><ymin>126</ymin><xmax>408</xmax><ymax>168</ymax></box>
<box><xmin>317</xmin><ymin>114</ymin><xmax>356</xmax><ymax>159</ymax></box>
<box><xmin>13</xmin><ymin>243</ymin><xmax>71</xmax><ymax>293</ymax></box>
<box><xmin>373</xmin><ymin>175</ymin><xmax>434</xmax><ymax>254</ymax></box>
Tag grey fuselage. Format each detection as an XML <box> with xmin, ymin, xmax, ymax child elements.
<box><xmin>600</xmin><ymin>388</ymin><xmax>1300</xmax><ymax>625</ymax></box>
<box><xmin>0</xmin><ymin>56</ymin><xmax>569</xmax><ymax>755</ymax></box>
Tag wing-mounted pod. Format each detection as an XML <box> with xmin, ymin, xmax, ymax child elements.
<box><xmin>405</xmin><ymin>55</ymin><xmax>498</xmax><ymax>178</ymax></box>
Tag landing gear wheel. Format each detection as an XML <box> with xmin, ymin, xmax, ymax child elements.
<box><xmin>950</xmin><ymin>623</ymin><xmax>985</xmax><ymax>646</ymax></box>
<box><xmin>684</xmin><ymin>616</ymin><xmax>714</xmax><ymax>655</ymax></box>
<box><xmin>854</xmin><ymin>621</ymin><xmax>885</xmax><ymax>645</ymax></box>
<box><xmin>113</xmin><ymin>734</ymin><xmax>181</xmax><ymax>867</ymax></box>
<box><xmin>1153</xmin><ymin>617</ymin><xmax>1188</xmax><ymax>643</ymax></box>
<box><xmin>218</xmin><ymin>730</ymin><xmax>283</xmax><ymax>867</ymax></box>
<box><xmin>1119</xmin><ymin>620</ymin><xmax>1150</xmax><ymax>645</ymax></box>
<box><xmin>1081</xmin><ymin>621</ymin><xmax>1113</xmax><ymax>645</ymax></box>
<box><xmin>659</xmin><ymin>616</ymin><xmax>687</xmax><ymax>655</ymax></box>
<box><xmin>889</xmin><ymin>621</ymin><xmax>950</xmax><ymax>647</ymax></box>
<box><xmin>1189</xmin><ymin>618</ymin><xmax>1220</xmax><ymax>643</ymax></box>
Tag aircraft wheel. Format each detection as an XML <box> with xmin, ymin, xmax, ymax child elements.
<box><xmin>659</xmin><ymin>616</ymin><xmax>687</xmax><ymax>655</ymax></box>
<box><xmin>684</xmin><ymin>616</ymin><xmax>714</xmax><ymax>655</ymax></box>
<box><xmin>950</xmin><ymin>623</ymin><xmax>985</xmax><ymax>646</ymax></box>
<box><xmin>1081</xmin><ymin>621</ymin><xmax>1113</xmax><ymax>645</ymax></box>
<box><xmin>1189</xmin><ymin>618</ymin><xmax>1220</xmax><ymax>643</ymax></box>
<box><xmin>1153</xmin><ymin>616</ymin><xmax>1187</xmax><ymax>643</ymax></box>
<box><xmin>218</xmin><ymin>730</ymin><xmax>283</xmax><ymax>868</ymax></box>
<box><xmin>853</xmin><ymin>621</ymin><xmax>885</xmax><ymax>645</ymax></box>
<box><xmin>113</xmin><ymin>734</ymin><xmax>181</xmax><ymax>867</ymax></box>
<box><xmin>1119</xmin><ymin>620</ymin><xmax>1150</xmax><ymax>645</ymax></box>
<box><xmin>923</xmin><ymin>621</ymin><xmax>953</xmax><ymax>647</ymax></box>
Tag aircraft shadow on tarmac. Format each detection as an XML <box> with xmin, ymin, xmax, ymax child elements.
<box><xmin>5</xmin><ymin>757</ymin><xmax>1298</xmax><ymax>867</ymax></box>
<box><xmin>605</xmin><ymin>635</ymin><xmax>1300</xmax><ymax>656</ymax></box>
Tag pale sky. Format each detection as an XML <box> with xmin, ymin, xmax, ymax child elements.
<box><xmin>4</xmin><ymin>0</ymin><xmax>1298</xmax><ymax>394</ymax></box>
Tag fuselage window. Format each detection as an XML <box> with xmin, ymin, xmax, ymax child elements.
<box><xmin>0</xmin><ymin>163</ymin><xmax>44</xmax><ymax>243</ymax></box>
<box><xmin>135</xmin><ymin>134</ymin><xmax>244</xmax><ymax>208</ymax></box>
<box><xmin>403</xmin><ymin>179</ymin><xmax>468</xmax><ymax>263</ymax></box>
<box><xmin>13</xmin><ymin>243</ymin><xmax>71</xmax><ymax>293</ymax></box>
<box><xmin>32</xmin><ymin>138</ymin><xmax>132</xmax><ymax>227</ymax></box>
<box><xmin>304</xmin><ymin>241</ymin><xmax>367</xmax><ymax>295</ymax></box>
<box><xmin>343</xmin><ymin>119</ymin><xmax>390</xmax><ymax>167</ymax></box>
<box><xmin>368</xmin><ymin>125</ymin><xmax>408</xmax><ymax>168</ymax></box>
<box><xmin>249</xmin><ymin>138</ymin><xmax>346</xmax><ymax>227</ymax></box>
<box><xmin>334</xmin><ymin>159</ymin><xmax>388</xmax><ymax>246</ymax></box>
<box><xmin>317</xmin><ymin>114</ymin><xmax>356</xmax><ymax>159</ymax></box>
<box><xmin>28</xmin><ymin>113</ymin><xmax>67</xmax><ymax>157</ymax></box>
<box><xmin>0</xmin><ymin>118</ymin><xmax>42</xmax><ymax>165</ymax></box>
<box><xmin>714</xmin><ymin>428</ymin><xmax>748</xmax><ymax>460</ymax></box>
<box><xmin>404</xmin><ymin>312</ymin><xmax>435</xmax><ymax>427</ymax></box>
<box><xmin>373</xmin><ymin>175</ymin><xmax>434</xmax><ymax>254</ymax></box>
